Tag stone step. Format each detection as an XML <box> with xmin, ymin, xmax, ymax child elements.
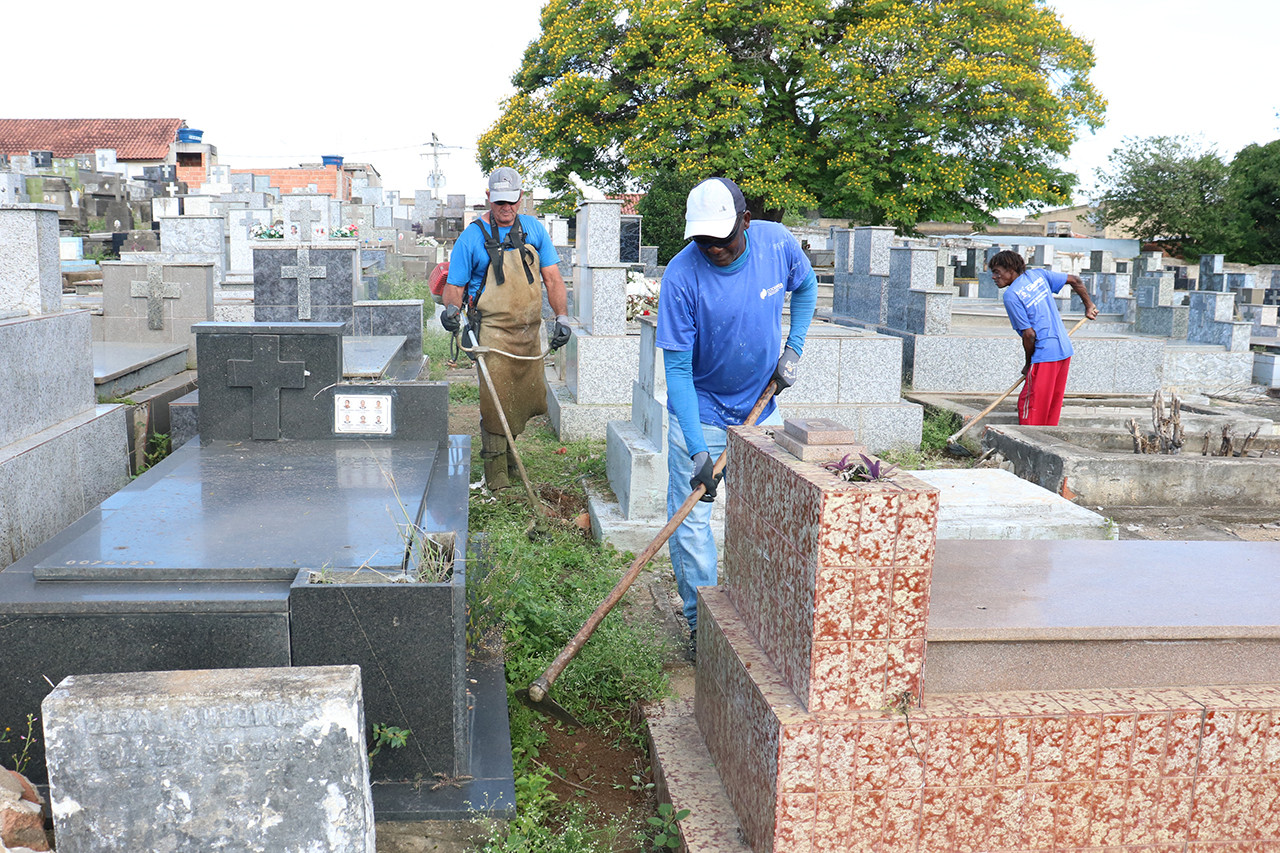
<box><xmin>92</xmin><ymin>341</ymin><xmax>190</xmax><ymax>400</ymax></box>
<box><xmin>926</xmin><ymin>538</ymin><xmax>1280</xmax><ymax>693</ymax></box>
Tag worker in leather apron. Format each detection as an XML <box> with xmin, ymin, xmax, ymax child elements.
<box><xmin>440</xmin><ymin>167</ymin><xmax>572</xmax><ymax>489</ymax></box>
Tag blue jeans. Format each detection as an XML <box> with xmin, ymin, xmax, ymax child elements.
<box><xmin>666</xmin><ymin>409</ymin><xmax>782</xmax><ymax>631</ymax></box>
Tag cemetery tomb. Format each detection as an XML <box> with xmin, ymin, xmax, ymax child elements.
<box><xmin>0</xmin><ymin>321</ymin><xmax>514</xmax><ymax>820</ymax></box>
<box><xmin>650</xmin><ymin>425</ymin><xmax>1280</xmax><ymax>851</ymax></box>
<box><xmin>909</xmin><ymin>390</ymin><xmax>1279</xmax><ymax>506</ymax></box>
<box><xmin>43</xmin><ymin>666</ymin><xmax>375</xmax><ymax>852</ymax></box>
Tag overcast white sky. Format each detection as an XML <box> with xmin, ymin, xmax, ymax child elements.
<box><xmin>4</xmin><ymin>1</ymin><xmax>1277</xmax><ymax>207</ymax></box>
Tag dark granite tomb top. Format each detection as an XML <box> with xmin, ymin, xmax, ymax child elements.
<box><xmin>34</xmin><ymin>438</ymin><xmax>444</xmax><ymax>582</ymax></box>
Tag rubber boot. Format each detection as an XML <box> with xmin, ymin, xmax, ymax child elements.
<box><xmin>480</xmin><ymin>431</ymin><xmax>510</xmax><ymax>490</ymax></box>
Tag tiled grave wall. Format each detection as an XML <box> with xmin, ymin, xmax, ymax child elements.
<box><xmin>721</xmin><ymin>428</ymin><xmax>936</xmax><ymax>714</ymax></box>
<box><xmin>698</xmin><ymin>427</ymin><xmax>1280</xmax><ymax>852</ymax></box>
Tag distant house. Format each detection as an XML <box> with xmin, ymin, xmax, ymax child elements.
<box><xmin>0</xmin><ymin>118</ymin><xmax>195</xmax><ymax>179</ymax></box>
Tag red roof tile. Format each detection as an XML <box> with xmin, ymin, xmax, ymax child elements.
<box><xmin>609</xmin><ymin>193</ymin><xmax>644</xmax><ymax>215</ymax></box>
<box><xmin>0</xmin><ymin>118</ymin><xmax>185</xmax><ymax>161</ymax></box>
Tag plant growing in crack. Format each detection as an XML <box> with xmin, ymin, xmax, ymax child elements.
<box><xmin>647</xmin><ymin>802</ymin><xmax>691</xmax><ymax>851</ymax></box>
<box><xmin>363</xmin><ymin>443</ymin><xmax>453</xmax><ymax>583</ymax></box>
<box><xmin>883</xmin><ymin>689</ymin><xmax>922</xmax><ymax>766</ymax></box>
<box><xmin>369</xmin><ymin>722</ymin><xmax>411</xmax><ymax>760</ymax></box>
<box><xmin>823</xmin><ymin>452</ymin><xmax>900</xmax><ymax>484</ymax></box>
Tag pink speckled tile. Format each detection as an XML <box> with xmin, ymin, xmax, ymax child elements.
<box><xmin>986</xmin><ymin>785</ymin><xmax>1028</xmax><ymax>850</ymax></box>
<box><xmin>848</xmin><ymin>640</ymin><xmax>889</xmax><ymax>711</ymax></box>
<box><xmin>1024</xmin><ymin>782</ymin><xmax>1057</xmax><ymax>848</ymax></box>
<box><xmin>950</xmin><ymin>785</ymin><xmax>992</xmax><ymax>852</ymax></box>
<box><xmin>1208</xmin><ymin>685</ymin><xmax>1279</xmax><ymax>710</ymax></box>
<box><xmin>1255</xmin><ymin>775</ymin><xmax>1280</xmax><ymax>838</ymax></box>
<box><xmin>1097</xmin><ymin>713</ymin><xmax>1137</xmax><ymax>781</ymax></box>
<box><xmin>813</xmin><ymin>791</ymin><xmax>853</xmax><ymax>849</ymax></box>
<box><xmin>774</xmin><ymin>793</ymin><xmax>816</xmax><ymax>853</ymax></box>
<box><xmin>1052</xmin><ymin>780</ymin><xmax>1094</xmax><ymax>849</ymax></box>
<box><xmin>1198</xmin><ymin>709</ymin><xmax>1240</xmax><ymax>778</ymax></box>
<box><xmin>887</xmin><ymin>719</ymin><xmax>927</xmax><ymax>790</ymax></box>
<box><xmin>1187</xmin><ymin>776</ymin><xmax>1228</xmax><ymax>842</ymax></box>
<box><xmin>1028</xmin><ymin>714</ymin><xmax>1068</xmax><ymax>783</ymax></box>
<box><xmin>851</xmin><ymin>566</ymin><xmax>892</xmax><ymax>640</ymax></box>
<box><xmin>1185</xmin><ymin>844</ymin><xmax>1258</xmax><ymax>853</ymax></box>
<box><xmin>883</xmin><ymin>639</ymin><xmax>925</xmax><ymax>707</ymax></box>
<box><xmin>924</xmin><ymin>693</ymin><xmax>1003</xmax><ymax>718</ymax></box>
<box><xmin>1164</xmin><ymin>709</ymin><xmax>1204</xmax><ymax>779</ymax></box>
<box><xmin>881</xmin><ymin>787</ymin><xmax>924</xmax><ymax>850</ymax></box>
<box><xmin>894</xmin><ymin>489</ymin><xmax>938</xmax><ymax>566</ymax></box>
<box><xmin>996</xmin><ymin>715</ymin><xmax>1035</xmax><ymax>784</ymax></box>
<box><xmin>922</xmin><ymin>719</ymin><xmax>965</xmax><ymax>788</ymax></box>
<box><xmin>918</xmin><ymin>787</ymin><xmax>953</xmax><ymax>852</ymax></box>
<box><xmin>1220</xmin><ymin>776</ymin><xmax>1260</xmax><ymax>840</ymax></box>
<box><xmin>1122</xmin><ymin>776</ymin><xmax>1163</xmax><ymax>845</ymax></box>
<box><xmin>1131</xmin><ymin>712</ymin><xmax>1171</xmax><ymax>779</ymax></box>
<box><xmin>817</xmin><ymin>491</ymin><xmax>863</xmax><ymax>569</ymax></box>
<box><xmin>848</xmin><ymin>788</ymin><xmax>885</xmax><ymax>853</ymax></box>
<box><xmin>1152</xmin><ymin>778</ymin><xmax>1194</xmax><ymax>844</ymax></box>
<box><xmin>1088</xmin><ymin>779</ymin><xmax>1129</xmax><ymax>847</ymax></box>
<box><xmin>855</xmin><ymin>491</ymin><xmax>902</xmax><ymax>566</ymax></box>
<box><xmin>960</xmin><ymin>716</ymin><xmax>1000</xmax><ymax>786</ymax></box>
<box><xmin>1063</xmin><ymin>713</ymin><xmax>1102</xmax><ymax>781</ymax></box>
<box><xmin>779</xmin><ymin>723</ymin><xmax>821</xmax><ymax>794</ymax></box>
<box><xmin>814</xmin><ymin>567</ymin><xmax>854</xmax><ymax>642</ymax></box>
<box><xmin>809</xmin><ymin>641</ymin><xmax>852</xmax><ymax>714</ymax></box>
<box><xmin>817</xmin><ymin>721</ymin><xmax>859</xmax><ymax>792</ymax></box>
<box><xmin>854</xmin><ymin>720</ymin><xmax>893</xmax><ymax>791</ymax></box>
<box><xmin>984</xmin><ymin>690</ymin><xmax>1069</xmax><ymax>717</ymax></box>
<box><xmin>1232</xmin><ymin>710</ymin><xmax>1272</xmax><ymax>777</ymax></box>
<box><xmin>889</xmin><ymin>564</ymin><xmax>929</xmax><ymax>639</ymax></box>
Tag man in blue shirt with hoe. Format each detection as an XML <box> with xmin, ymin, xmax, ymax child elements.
<box><xmin>656</xmin><ymin>177</ymin><xmax>818</xmax><ymax>659</ymax></box>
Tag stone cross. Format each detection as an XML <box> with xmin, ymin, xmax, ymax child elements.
<box><xmin>227</xmin><ymin>335</ymin><xmax>307</xmax><ymax>440</ymax></box>
<box><xmin>282</xmin><ymin>247</ymin><xmax>327</xmax><ymax>321</ymax></box>
<box><xmin>288</xmin><ymin>205</ymin><xmax>320</xmax><ymax>242</ymax></box>
<box><xmin>164</xmin><ymin>183</ymin><xmax>180</xmax><ymax>198</ymax></box>
<box><xmin>232</xmin><ymin>209</ymin><xmax>260</xmax><ymax>241</ymax></box>
<box><xmin>129</xmin><ymin>262</ymin><xmax>181</xmax><ymax>330</ymax></box>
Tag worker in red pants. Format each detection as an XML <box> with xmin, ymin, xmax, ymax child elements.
<box><xmin>988</xmin><ymin>250</ymin><xmax>1098</xmax><ymax>426</ymax></box>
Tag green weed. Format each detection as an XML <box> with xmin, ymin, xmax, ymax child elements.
<box><xmin>368</xmin><ymin>722</ymin><xmax>411</xmax><ymax>760</ymax></box>
<box><xmin>1</xmin><ymin>714</ymin><xmax>38</xmax><ymax>775</ymax></box>
<box><xmin>449</xmin><ymin>382</ymin><xmax>480</xmax><ymax>405</ymax></box>
<box><xmin>647</xmin><ymin>802</ymin><xmax>691</xmax><ymax>851</ymax></box>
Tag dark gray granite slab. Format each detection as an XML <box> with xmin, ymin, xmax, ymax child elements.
<box><xmin>343</xmin><ymin>335</ymin><xmax>406</xmax><ymax>378</ymax></box>
<box><xmin>34</xmin><ymin>439</ymin><xmax>440</xmax><ymax>582</ymax></box>
<box><xmin>194</xmin><ymin>322</ymin><xmax>344</xmax><ymax>441</ymax></box>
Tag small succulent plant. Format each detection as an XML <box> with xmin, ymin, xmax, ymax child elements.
<box><xmin>822</xmin><ymin>452</ymin><xmax>899</xmax><ymax>483</ymax></box>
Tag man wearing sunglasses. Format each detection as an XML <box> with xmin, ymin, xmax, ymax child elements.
<box><xmin>655</xmin><ymin>177</ymin><xmax>818</xmax><ymax>658</ymax></box>
<box><xmin>441</xmin><ymin>167</ymin><xmax>571</xmax><ymax>489</ymax></box>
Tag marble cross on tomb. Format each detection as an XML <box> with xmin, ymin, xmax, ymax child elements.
<box><xmin>282</xmin><ymin>247</ymin><xmax>327</xmax><ymax>321</ymax></box>
<box><xmin>227</xmin><ymin>335</ymin><xmax>306</xmax><ymax>440</ymax></box>
<box><xmin>231</xmin><ymin>208</ymin><xmax>261</xmax><ymax>240</ymax></box>
<box><xmin>288</xmin><ymin>205</ymin><xmax>321</xmax><ymax>242</ymax></box>
<box><xmin>129</xmin><ymin>262</ymin><xmax>182</xmax><ymax>330</ymax></box>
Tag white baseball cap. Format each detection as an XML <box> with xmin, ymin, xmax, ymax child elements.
<box><xmin>488</xmin><ymin>167</ymin><xmax>522</xmax><ymax>203</ymax></box>
<box><xmin>684</xmin><ymin>177</ymin><xmax>747</xmax><ymax>239</ymax></box>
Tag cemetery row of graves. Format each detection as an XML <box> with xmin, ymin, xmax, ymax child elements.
<box><xmin>1</xmin><ymin>144</ymin><xmax>1279</xmax><ymax>851</ymax></box>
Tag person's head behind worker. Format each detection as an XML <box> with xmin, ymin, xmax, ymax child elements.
<box><xmin>987</xmin><ymin>249</ymin><xmax>1026</xmax><ymax>289</ymax></box>
<box><xmin>486</xmin><ymin>166</ymin><xmax>523</xmax><ymax>228</ymax></box>
<box><xmin>684</xmin><ymin>177</ymin><xmax>751</xmax><ymax>267</ymax></box>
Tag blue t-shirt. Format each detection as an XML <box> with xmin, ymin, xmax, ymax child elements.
<box><xmin>656</xmin><ymin>220</ymin><xmax>814</xmax><ymax>428</ymax></box>
<box><xmin>1002</xmin><ymin>268</ymin><xmax>1073</xmax><ymax>363</ymax></box>
<box><xmin>446</xmin><ymin>214</ymin><xmax>560</xmax><ymax>301</ymax></box>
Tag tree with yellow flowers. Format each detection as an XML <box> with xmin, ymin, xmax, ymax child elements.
<box><xmin>479</xmin><ymin>0</ymin><xmax>1105</xmax><ymax>235</ymax></box>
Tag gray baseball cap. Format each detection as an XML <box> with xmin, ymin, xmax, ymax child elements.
<box><xmin>488</xmin><ymin>167</ymin><xmax>522</xmax><ymax>203</ymax></box>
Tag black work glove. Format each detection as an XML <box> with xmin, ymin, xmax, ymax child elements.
<box><xmin>689</xmin><ymin>451</ymin><xmax>722</xmax><ymax>502</ymax></box>
<box><xmin>549</xmin><ymin>314</ymin><xmax>572</xmax><ymax>351</ymax></box>
<box><xmin>772</xmin><ymin>346</ymin><xmax>800</xmax><ymax>394</ymax></box>
<box><xmin>440</xmin><ymin>304</ymin><xmax>461</xmax><ymax>332</ymax></box>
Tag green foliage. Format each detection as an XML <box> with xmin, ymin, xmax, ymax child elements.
<box><xmin>646</xmin><ymin>802</ymin><xmax>691</xmax><ymax>850</ymax></box>
<box><xmin>368</xmin><ymin>723</ymin><xmax>411</xmax><ymax>759</ymax></box>
<box><xmin>479</xmin><ymin>0</ymin><xmax>1104</xmax><ymax>231</ymax></box>
<box><xmin>1091</xmin><ymin>135</ymin><xmax>1230</xmax><ymax>255</ymax></box>
<box><xmin>920</xmin><ymin>407</ymin><xmax>962</xmax><ymax>453</ymax></box>
<box><xmin>85</xmin><ymin>245</ymin><xmax>117</xmax><ymax>262</ymax></box>
<box><xmin>449</xmin><ymin>382</ymin><xmax>480</xmax><ymax>405</ymax></box>
<box><xmin>1225</xmin><ymin>139</ymin><xmax>1280</xmax><ymax>264</ymax></box>
<box><xmin>1</xmin><ymin>714</ymin><xmax>38</xmax><ymax>775</ymax></box>
<box><xmin>142</xmin><ymin>432</ymin><xmax>171</xmax><ymax>472</ymax></box>
<box><xmin>636</xmin><ymin>170</ymin><xmax>700</xmax><ymax>264</ymax></box>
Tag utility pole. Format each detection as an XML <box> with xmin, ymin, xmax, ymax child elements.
<box><xmin>420</xmin><ymin>134</ymin><xmax>467</xmax><ymax>198</ymax></box>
